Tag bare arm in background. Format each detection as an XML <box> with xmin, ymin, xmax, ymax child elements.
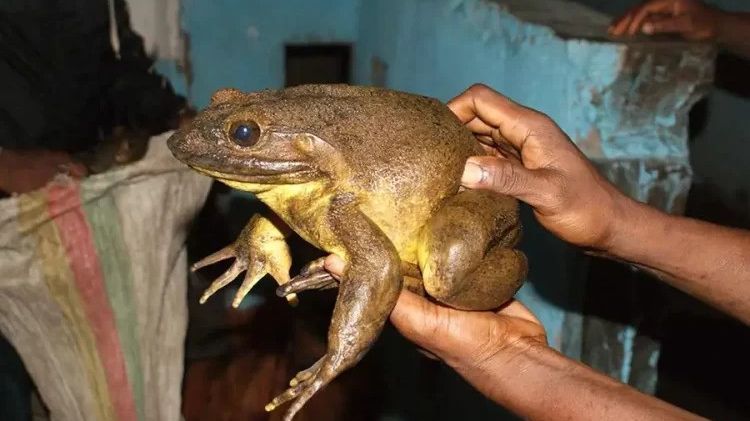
<box><xmin>453</xmin><ymin>84</ymin><xmax>750</xmax><ymax>326</ymax></box>
<box><xmin>0</xmin><ymin>149</ymin><xmax>87</xmax><ymax>194</ymax></box>
<box><xmin>609</xmin><ymin>0</ymin><xmax>750</xmax><ymax>59</ymax></box>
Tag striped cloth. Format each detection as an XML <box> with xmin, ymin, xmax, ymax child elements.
<box><xmin>0</xmin><ymin>133</ymin><xmax>211</xmax><ymax>421</ymax></box>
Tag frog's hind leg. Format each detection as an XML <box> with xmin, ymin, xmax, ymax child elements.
<box><xmin>267</xmin><ymin>194</ymin><xmax>402</xmax><ymax>421</ymax></box>
<box><xmin>419</xmin><ymin>190</ymin><xmax>527</xmax><ymax>310</ymax></box>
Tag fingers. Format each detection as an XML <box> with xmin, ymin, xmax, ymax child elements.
<box><xmin>461</xmin><ymin>156</ymin><xmax>548</xmax><ymax>207</ymax></box>
<box><xmin>390</xmin><ymin>292</ymin><xmax>546</xmax><ymax>363</ymax></box>
<box><xmin>642</xmin><ymin>14</ymin><xmax>692</xmax><ymax>35</ymax></box>
<box><xmin>447</xmin><ymin>84</ymin><xmax>554</xmax><ymax>152</ymax></box>
<box><xmin>627</xmin><ymin>0</ymin><xmax>675</xmax><ymax>36</ymax></box>
<box><xmin>609</xmin><ymin>0</ymin><xmax>675</xmax><ymax>36</ymax></box>
<box><xmin>609</xmin><ymin>10</ymin><xmax>635</xmax><ymax>36</ymax></box>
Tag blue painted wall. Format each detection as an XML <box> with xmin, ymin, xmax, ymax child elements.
<box><xmin>578</xmin><ymin>0</ymin><xmax>750</xmax><ymax>215</ymax></box>
<box><xmin>181</xmin><ymin>0</ymin><xmax>360</xmax><ymax>108</ymax></box>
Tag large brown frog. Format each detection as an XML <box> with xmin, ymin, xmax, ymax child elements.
<box><xmin>167</xmin><ymin>84</ymin><xmax>527</xmax><ymax>420</ymax></box>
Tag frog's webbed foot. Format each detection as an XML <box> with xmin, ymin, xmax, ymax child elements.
<box><xmin>192</xmin><ymin>215</ymin><xmax>297</xmax><ymax>307</ymax></box>
<box><xmin>288</xmin><ymin>357</ymin><xmax>324</xmax><ymax>387</ymax></box>
<box><xmin>266</xmin><ymin>355</ymin><xmax>341</xmax><ymax>421</ymax></box>
<box><xmin>276</xmin><ymin>257</ymin><xmax>338</xmax><ymax>298</ymax></box>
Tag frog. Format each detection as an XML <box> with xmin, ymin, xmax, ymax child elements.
<box><xmin>167</xmin><ymin>84</ymin><xmax>527</xmax><ymax>421</ymax></box>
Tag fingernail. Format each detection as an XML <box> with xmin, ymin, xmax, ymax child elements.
<box><xmin>462</xmin><ymin>160</ymin><xmax>485</xmax><ymax>185</ymax></box>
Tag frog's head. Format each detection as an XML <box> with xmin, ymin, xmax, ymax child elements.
<box><xmin>168</xmin><ymin>88</ymin><xmax>344</xmax><ymax>193</ymax></box>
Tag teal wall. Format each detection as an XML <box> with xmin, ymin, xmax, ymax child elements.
<box><xmin>181</xmin><ymin>0</ymin><xmax>360</xmax><ymax>108</ymax></box>
<box><xmin>578</xmin><ymin>0</ymin><xmax>750</xmax><ymax>216</ymax></box>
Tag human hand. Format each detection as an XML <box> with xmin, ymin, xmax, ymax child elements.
<box><xmin>608</xmin><ymin>0</ymin><xmax>724</xmax><ymax>40</ymax></box>
<box><xmin>449</xmin><ymin>84</ymin><xmax>629</xmax><ymax>251</ymax></box>
<box><xmin>324</xmin><ymin>255</ymin><xmax>546</xmax><ymax>374</ymax></box>
<box><xmin>0</xmin><ymin>149</ymin><xmax>87</xmax><ymax>194</ymax></box>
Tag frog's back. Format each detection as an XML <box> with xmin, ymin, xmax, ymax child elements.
<box><xmin>279</xmin><ymin>84</ymin><xmax>482</xmax><ymax>196</ymax></box>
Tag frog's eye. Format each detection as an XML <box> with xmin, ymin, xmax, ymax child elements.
<box><xmin>228</xmin><ymin>122</ymin><xmax>260</xmax><ymax>147</ymax></box>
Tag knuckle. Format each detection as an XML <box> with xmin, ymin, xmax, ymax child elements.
<box><xmin>538</xmin><ymin>171</ymin><xmax>567</xmax><ymax>208</ymax></box>
<box><xmin>528</xmin><ymin>110</ymin><xmax>555</xmax><ymax>131</ymax></box>
<box><xmin>488</xmin><ymin>161</ymin><xmax>522</xmax><ymax>193</ymax></box>
<box><xmin>467</xmin><ymin>83</ymin><xmax>491</xmax><ymax>94</ymax></box>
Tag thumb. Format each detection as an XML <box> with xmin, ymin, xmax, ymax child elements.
<box><xmin>389</xmin><ymin>291</ymin><xmax>453</xmax><ymax>354</ymax></box>
<box><xmin>461</xmin><ymin>156</ymin><xmax>545</xmax><ymax>205</ymax></box>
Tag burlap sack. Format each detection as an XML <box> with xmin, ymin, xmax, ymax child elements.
<box><xmin>0</xmin><ymin>133</ymin><xmax>211</xmax><ymax>421</ymax></box>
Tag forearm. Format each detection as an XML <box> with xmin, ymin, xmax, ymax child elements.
<box><xmin>609</xmin><ymin>198</ymin><xmax>750</xmax><ymax>324</ymax></box>
<box><xmin>455</xmin><ymin>341</ymin><xmax>702</xmax><ymax>421</ymax></box>
<box><xmin>716</xmin><ymin>12</ymin><xmax>750</xmax><ymax>59</ymax></box>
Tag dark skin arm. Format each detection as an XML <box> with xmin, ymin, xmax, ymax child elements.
<box><xmin>324</xmin><ymin>258</ymin><xmax>703</xmax><ymax>421</ymax></box>
<box><xmin>0</xmin><ymin>149</ymin><xmax>87</xmax><ymax>194</ymax></box>
<box><xmin>453</xmin><ymin>84</ymin><xmax>750</xmax><ymax>326</ymax></box>
<box><xmin>609</xmin><ymin>0</ymin><xmax>750</xmax><ymax>59</ymax></box>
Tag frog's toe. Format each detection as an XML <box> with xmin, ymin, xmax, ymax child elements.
<box><xmin>276</xmin><ymin>271</ymin><xmax>338</xmax><ymax>298</ymax></box>
<box><xmin>265</xmin><ymin>382</ymin><xmax>305</xmax><ymax>414</ymax></box>
<box><xmin>230</xmin><ymin>261</ymin><xmax>267</xmax><ymax>308</ymax></box>
<box><xmin>190</xmin><ymin>245</ymin><xmax>236</xmax><ymax>272</ymax></box>
<box><xmin>199</xmin><ymin>259</ymin><xmax>247</xmax><ymax>304</ymax></box>
<box><xmin>299</xmin><ymin>257</ymin><xmax>327</xmax><ymax>277</ymax></box>
<box><xmin>289</xmin><ymin>357</ymin><xmax>323</xmax><ymax>387</ymax></box>
<box><xmin>266</xmin><ymin>357</ymin><xmax>333</xmax><ymax>421</ymax></box>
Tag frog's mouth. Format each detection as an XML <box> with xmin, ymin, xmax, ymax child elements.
<box><xmin>167</xmin><ymin>129</ymin><xmax>322</xmax><ymax>187</ymax></box>
<box><xmin>188</xmin><ymin>160</ymin><xmax>320</xmax><ymax>186</ymax></box>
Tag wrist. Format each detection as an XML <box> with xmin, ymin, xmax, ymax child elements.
<box><xmin>602</xmin><ymin>195</ymin><xmax>668</xmax><ymax>261</ymax></box>
<box><xmin>451</xmin><ymin>336</ymin><xmax>553</xmax><ymax>412</ymax></box>
<box><xmin>450</xmin><ymin>333</ymin><xmax>547</xmax><ymax>375</ymax></box>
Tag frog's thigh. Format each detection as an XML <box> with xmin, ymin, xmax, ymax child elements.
<box><xmin>418</xmin><ymin>190</ymin><xmax>527</xmax><ymax>310</ymax></box>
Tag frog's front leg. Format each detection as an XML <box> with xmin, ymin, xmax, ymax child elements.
<box><xmin>266</xmin><ymin>194</ymin><xmax>402</xmax><ymax>421</ymax></box>
<box><xmin>192</xmin><ymin>213</ymin><xmax>296</xmax><ymax>307</ymax></box>
<box><xmin>419</xmin><ymin>189</ymin><xmax>527</xmax><ymax>310</ymax></box>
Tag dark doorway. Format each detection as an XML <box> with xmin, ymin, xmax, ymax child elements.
<box><xmin>284</xmin><ymin>44</ymin><xmax>352</xmax><ymax>87</ymax></box>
